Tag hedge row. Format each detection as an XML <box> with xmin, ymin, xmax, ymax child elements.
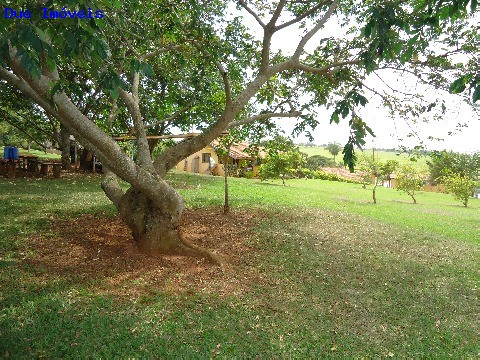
<box><xmin>296</xmin><ymin>168</ymin><xmax>362</xmax><ymax>184</ymax></box>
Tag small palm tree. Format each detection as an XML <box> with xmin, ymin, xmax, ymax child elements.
<box><xmin>325</xmin><ymin>142</ymin><xmax>342</xmax><ymax>163</ymax></box>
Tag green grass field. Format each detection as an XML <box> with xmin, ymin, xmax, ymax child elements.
<box><xmin>1</xmin><ymin>146</ymin><xmax>61</xmax><ymax>160</ymax></box>
<box><xmin>300</xmin><ymin>145</ymin><xmax>429</xmax><ymax>169</ymax></box>
<box><xmin>0</xmin><ymin>172</ymin><xmax>478</xmax><ymax>357</ymax></box>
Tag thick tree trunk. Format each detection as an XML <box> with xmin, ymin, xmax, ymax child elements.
<box><xmin>117</xmin><ymin>188</ymin><xmax>220</xmax><ymax>263</ymax></box>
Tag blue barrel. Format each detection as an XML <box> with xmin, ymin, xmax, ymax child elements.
<box><xmin>3</xmin><ymin>146</ymin><xmax>19</xmax><ymax>161</ymax></box>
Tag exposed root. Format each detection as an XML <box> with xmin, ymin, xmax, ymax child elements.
<box><xmin>177</xmin><ymin>234</ymin><xmax>224</xmax><ymax>266</ymax></box>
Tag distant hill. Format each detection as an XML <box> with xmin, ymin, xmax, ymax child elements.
<box><xmin>298</xmin><ymin>146</ymin><xmax>428</xmax><ymax>170</ymax></box>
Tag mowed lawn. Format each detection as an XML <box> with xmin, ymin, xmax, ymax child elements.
<box><xmin>0</xmin><ymin>172</ymin><xmax>478</xmax><ymax>357</ymax></box>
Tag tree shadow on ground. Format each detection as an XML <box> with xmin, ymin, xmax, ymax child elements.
<box><xmin>19</xmin><ymin>208</ymin><xmax>266</xmax><ymax>300</ymax></box>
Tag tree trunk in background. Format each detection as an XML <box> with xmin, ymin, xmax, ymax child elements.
<box><xmin>224</xmin><ymin>147</ymin><xmax>230</xmax><ymax>214</ymax></box>
<box><xmin>148</xmin><ymin>138</ymin><xmax>160</xmax><ymax>155</ymax></box>
<box><xmin>60</xmin><ymin>124</ymin><xmax>71</xmax><ymax>170</ymax></box>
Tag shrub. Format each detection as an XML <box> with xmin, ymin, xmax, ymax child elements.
<box><xmin>244</xmin><ymin>170</ymin><xmax>255</xmax><ymax>179</ymax></box>
<box><xmin>305</xmin><ymin>155</ymin><xmax>335</xmax><ymax>170</ymax></box>
<box><xmin>442</xmin><ymin>173</ymin><xmax>477</xmax><ymax>207</ymax></box>
<box><xmin>396</xmin><ymin>165</ymin><xmax>424</xmax><ymax>204</ymax></box>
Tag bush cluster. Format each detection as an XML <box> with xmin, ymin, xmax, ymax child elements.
<box><xmin>296</xmin><ymin>168</ymin><xmax>361</xmax><ymax>184</ymax></box>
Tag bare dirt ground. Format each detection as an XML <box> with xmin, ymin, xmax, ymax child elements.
<box><xmin>22</xmin><ymin>208</ymin><xmax>266</xmax><ymax>299</ymax></box>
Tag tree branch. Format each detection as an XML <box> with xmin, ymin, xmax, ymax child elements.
<box><xmin>293</xmin><ymin>0</ymin><xmax>338</xmax><ymax>61</ymax></box>
<box><xmin>259</xmin><ymin>0</ymin><xmax>287</xmax><ymax>73</ymax></box>
<box><xmin>373</xmin><ymin>71</ymin><xmax>417</xmax><ymax>97</ymax></box>
<box><xmin>0</xmin><ymin>107</ymin><xmax>48</xmax><ymax>149</ymax></box>
<box><xmin>119</xmin><ymin>85</ymin><xmax>154</xmax><ymax>170</ymax></box>
<box><xmin>140</xmin><ymin>44</ymin><xmax>184</xmax><ymax>61</ymax></box>
<box><xmin>101</xmin><ymin>167</ymin><xmax>125</xmax><ymax>209</ymax></box>
<box><xmin>0</xmin><ymin>66</ymin><xmax>59</xmax><ymax>120</ymax></box>
<box><xmin>275</xmin><ymin>0</ymin><xmax>329</xmax><ymax>31</ymax></box>
<box><xmin>144</xmin><ymin>100</ymin><xmax>194</xmax><ymax>130</ymax></box>
<box><xmin>153</xmin><ymin>59</ymin><xmax>293</xmax><ymax>175</ymax></box>
<box><xmin>227</xmin><ymin>110</ymin><xmax>302</xmax><ymax>129</ymax></box>
<box><xmin>296</xmin><ymin>59</ymin><xmax>360</xmax><ymax>74</ymax></box>
<box><xmin>0</xmin><ymin>57</ymin><xmax>139</xmax><ymax>184</ymax></box>
<box><xmin>217</xmin><ymin>61</ymin><xmax>233</xmax><ymax>108</ymax></box>
<box><xmin>238</xmin><ymin>0</ymin><xmax>266</xmax><ymax>28</ymax></box>
<box><xmin>269</xmin><ymin>0</ymin><xmax>287</xmax><ymax>26</ymax></box>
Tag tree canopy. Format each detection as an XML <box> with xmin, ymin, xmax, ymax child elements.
<box><xmin>427</xmin><ymin>150</ymin><xmax>480</xmax><ymax>184</ymax></box>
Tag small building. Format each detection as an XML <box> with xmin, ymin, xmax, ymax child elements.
<box><xmin>176</xmin><ymin>141</ymin><xmax>263</xmax><ymax>177</ymax></box>
<box><xmin>176</xmin><ymin>143</ymin><xmax>221</xmax><ymax>175</ymax></box>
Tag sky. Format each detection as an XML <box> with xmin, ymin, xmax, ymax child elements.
<box><xmin>229</xmin><ymin>4</ymin><xmax>479</xmax><ymax>153</ymax></box>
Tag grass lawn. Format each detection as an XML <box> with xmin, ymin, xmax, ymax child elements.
<box><xmin>0</xmin><ymin>172</ymin><xmax>478</xmax><ymax>357</ymax></box>
<box><xmin>1</xmin><ymin>146</ymin><xmax>61</xmax><ymax>160</ymax></box>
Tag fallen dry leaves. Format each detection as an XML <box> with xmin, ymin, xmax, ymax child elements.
<box><xmin>22</xmin><ymin>208</ymin><xmax>266</xmax><ymax>300</ymax></box>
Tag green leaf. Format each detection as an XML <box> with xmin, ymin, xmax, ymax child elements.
<box><xmin>110</xmin><ymin>88</ymin><xmax>119</xmax><ymax>100</ymax></box>
<box><xmin>330</xmin><ymin>112</ymin><xmax>339</xmax><ymax>124</ymax></box>
<box><xmin>471</xmin><ymin>0</ymin><xmax>478</xmax><ymax>13</ymax></box>
<box><xmin>65</xmin><ymin>31</ymin><xmax>78</xmax><ymax>54</ymax></box>
<box><xmin>407</xmin><ymin>34</ymin><xmax>420</xmax><ymax>47</ymax></box>
<box><xmin>449</xmin><ymin>77</ymin><xmax>466</xmax><ymax>94</ymax></box>
<box><xmin>50</xmin><ymin>82</ymin><xmax>63</xmax><ymax>96</ymax></box>
<box><xmin>364</xmin><ymin>19</ymin><xmax>374</xmax><ymax>38</ymax></box>
<box><xmin>20</xmin><ymin>52</ymin><xmax>41</xmax><ymax>79</ymax></box>
<box><xmin>472</xmin><ymin>85</ymin><xmax>480</xmax><ymax>103</ymax></box>
<box><xmin>355</xmin><ymin>94</ymin><xmax>368</xmax><ymax>106</ymax></box>
<box><xmin>141</xmin><ymin>63</ymin><xmax>154</xmax><ymax>77</ymax></box>
<box><xmin>95</xmin><ymin>39</ymin><xmax>109</xmax><ymax>60</ymax></box>
<box><xmin>400</xmin><ymin>47</ymin><xmax>413</xmax><ymax>63</ymax></box>
<box><xmin>342</xmin><ymin>142</ymin><xmax>356</xmax><ymax>172</ymax></box>
<box><xmin>34</xmin><ymin>27</ymin><xmax>49</xmax><ymax>43</ymax></box>
<box><xmin>365</xmin><ymin>125</ymin><xmax>375</xmax><ymax>137</ymax></box>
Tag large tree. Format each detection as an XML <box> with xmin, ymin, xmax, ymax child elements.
<box><xmin>0</xmin><ymin>0</ymin><xmax>477</xmax><ymax>261</ymax></box>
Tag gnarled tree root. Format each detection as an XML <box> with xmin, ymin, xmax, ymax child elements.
<box><xmin>177</xmin><ymin>235</ymin><xmax>223</xmax><ymax>266</ymax></box>
<box><xmin>135</xmin><ymin>230</ymin><xmax>223</xmax><ymax>266</ymax></box>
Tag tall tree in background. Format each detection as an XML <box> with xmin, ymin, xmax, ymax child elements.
<box><xmin>0</xmin><ymin>0</ymin><xmax>478</xmax><ymax>261</ymax></box>
<box><xmin>325</xmin><ymin>142</ymin><xmax>342</xmax><ymax>163</ymax></box>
